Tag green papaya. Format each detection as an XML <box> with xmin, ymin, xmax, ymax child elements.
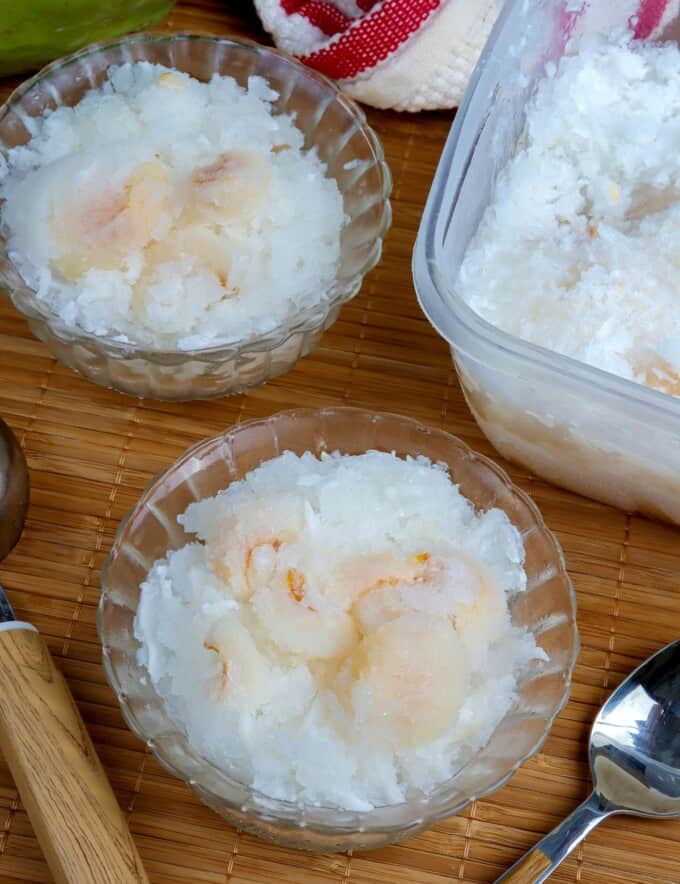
<box><xmin>0</xmin><ymin>0</ymin><xmax>173</xmax><ymax>76</ymax></box>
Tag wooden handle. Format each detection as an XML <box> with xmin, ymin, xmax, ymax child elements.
<box><xmin>496</xmin><ymin>792</ymin><xmax>606</xmax><ymax>884</ymax></box>
<box><xmin>499</xmin><ymin>849</ymin><xmax>552</xmax><ymax>883</ymax></box>
<box><xmin>0</xmin><ymin>625</ymin><xmax>148</xmax><ymax>884</ymax></box>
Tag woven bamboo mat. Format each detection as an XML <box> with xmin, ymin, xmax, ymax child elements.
<box><xmin>1</xmin><ymin>2</ymin><xmax>680</xmax><ymax>881</ymax></box>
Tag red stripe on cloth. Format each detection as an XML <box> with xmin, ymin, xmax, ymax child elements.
<box><xmin>356</xmin><ymin>0</ymin><xmax>379</xmax><ymax>10</ymax></box>
<box><xmin>631</xmin><ymin>0</ymin><xmax>671</xmax><ymax>37</ymax></box>
<box><xmin>300</xmin><ymin>0</ymin><xmax>442</xmax><ymax>80</ymax></box>
<box><xmin>550</xmin><ymin>0</ymin><xmax>586</xmax><ymax>58</ymax></box>
<box><xmin>280</xmin><ymin>0</ymin><xmax>351</xmax><ymax>36</ymax></box>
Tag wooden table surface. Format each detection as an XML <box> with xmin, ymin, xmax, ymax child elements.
<box><xmin>2</xmin><ymin>2</ymin><xmax>680</xmax><ymax>882</ymax></box>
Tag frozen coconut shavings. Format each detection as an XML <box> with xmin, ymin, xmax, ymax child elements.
<box><xmin>456</xmin><ymin>36</ymin><xmax>680</xmax><ymax>397</ymax></box>
<box><xmin>0</xmin><ymin>63</ymin><xmax>344</xmax><ymax>349</ymax></box>
<box><xmin>134</xmin><ymin>450</ymin><xmax>545</xmax><ymax>811</ymax></box>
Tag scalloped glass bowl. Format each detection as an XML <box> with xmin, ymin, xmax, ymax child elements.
<box><xmin>99</xmin><ymin>408</ymin><xmax>578</xmax><ymax>852</ymax></box>
<box><xmin>0</xmin><ymin>34</ymin><xmax>391</xmax><ymax>400</ymax></box>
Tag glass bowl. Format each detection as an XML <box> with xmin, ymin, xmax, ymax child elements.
<box><xmin>99</xmin><ymin>407</ymin><xmax>579</xmax><ymax>852</ymax></box>
<box><xmin>0</xmin><ymin>34</ymin><xmax>391</xmax><ymax>400</ymax></box>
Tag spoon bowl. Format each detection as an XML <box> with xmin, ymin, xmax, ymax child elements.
<box><xmin>591</xmin><ymin>639</ymin><xmax>680</xmax><ymax>816</ymax></box>
<box><xmin>498</xmin><ymin>638</ymin><xmax>680</xmax><ymax>882</ymax></box>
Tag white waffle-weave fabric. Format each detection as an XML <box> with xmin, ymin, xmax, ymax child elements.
<box><xmin>253</xmin><ymin>0</ymin><xmax>680</xmax><ymax>112</ymax></box>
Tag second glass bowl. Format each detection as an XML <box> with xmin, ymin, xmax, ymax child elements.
<box><xmin>0</xmin><ymin>34</ymin><xmax>391</xmax><ymax>400</ymax></box>
<box><xmin>99</xmin><ymin>407</ymin><xmax>578</xmax><ymax>852</ymax></box>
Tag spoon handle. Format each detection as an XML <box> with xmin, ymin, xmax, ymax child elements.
<box><xmin>0</xmin><ymin>623</ymin><xmax>148</xmax><ymax>884</ymax></box>
<box><xmin>495</xmin><ymin>792</ymin><xmax>608</xmax><ymax>883</ymax></box>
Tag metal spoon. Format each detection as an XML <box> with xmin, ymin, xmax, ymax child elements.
<box><xmin>0</xmin><ymin>417</ymin><xmax>148</xmax><ymax>884</ymax></box>
<box><xmin>497</xmin><ymin>638</ymin><xmax>680</xmax><ymax>882</ymax></box>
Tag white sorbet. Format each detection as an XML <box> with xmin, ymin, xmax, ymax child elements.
<box><xmin>134</xmin><ymin>450</ymin><xmax>545</xmax><ymax>811</ymax></box>
<box><xmin>0</xmin><ymin>63</ymin><xmax>345</xmax><ymax>350</ymax></box>
<box><xmin>456</xmin><ymin>36</ymin><xmax>680</xmax><ymax>397</ymax></box>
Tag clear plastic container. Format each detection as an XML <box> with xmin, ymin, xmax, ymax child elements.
<box><xmin>413</xmin><ymin>0</ymin><xmax>680</xmax><ymax>524</ymax></box>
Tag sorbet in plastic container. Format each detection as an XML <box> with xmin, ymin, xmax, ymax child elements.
<box><xmin>414</xmin><ymin>0</ymin><xmax>680</xmax><ymax>524</ymax></box>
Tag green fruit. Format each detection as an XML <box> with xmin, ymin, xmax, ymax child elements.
<box><xmin>0</xmin><ymin>0</ymin><xmax>174</xmax><ymax>76</ymax></box>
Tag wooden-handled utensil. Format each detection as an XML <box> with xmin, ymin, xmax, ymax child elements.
<box><xmin>0</xmin><ymin>418</ymin><xmax>148</xmax><ymax>884</ymax></box>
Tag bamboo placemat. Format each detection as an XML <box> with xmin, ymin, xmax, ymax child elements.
<box><xmin>1</xmin><ymin>3</ymin><xmax>680</xmax><ymax>881</ymax></box>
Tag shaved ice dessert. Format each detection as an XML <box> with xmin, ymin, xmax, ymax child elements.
<box><xmin>456</xmin><ymin>36</ymin><xmax>680</xmax><ymax>397</ymax></box>
<box><xmin>0</xmin><ymin>63</ymin><xmax>345</xmax><ymax>350</ymax></box>
<box><xmin>134</xmin><ymin>449</ymin><xmax>545</xmax><ymax>810</ymax></box>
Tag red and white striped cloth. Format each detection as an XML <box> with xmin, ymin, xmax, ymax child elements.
<box><xmin>253</xmin><ymin>0</ymin><xmax>680</xmax><ymax>112</ymax></box>
<box><xmin>254</xmin><ymin>0</ymin><xmax>502</xmax><ymax>111</ymax></box>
